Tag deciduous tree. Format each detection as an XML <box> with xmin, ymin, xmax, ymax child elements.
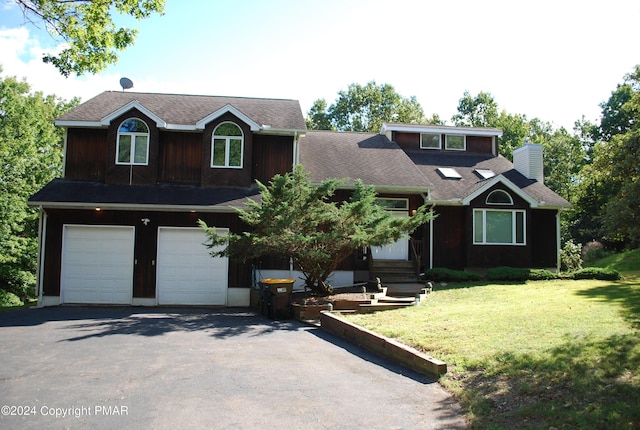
<box><xmin>452</xmin><ymin>90</ymin><xmax>499</xmax><ymax>128</ymax></box>
<box><xmin>567</xmin><ymin>65</ymin><xmax>640</xmax><ymax>248</ymax></box>
<box><xmin>308</xmin><ymin>81</ymin><xmax>425</xmax><ymax>132</ymax></box>
<box><xmin>305</xmin><ymin>98</ymin><xmax>333</xmax><ymax>130</ymax></box>
<box><xmin>0</xmin><ymin>70</ymin><xmax>78</xmax><ymax>299</ymax></box>
<box><xmin>12</xmin><ymin>0</ymin><xmax>165</xmax><ymax>76</ymax></box>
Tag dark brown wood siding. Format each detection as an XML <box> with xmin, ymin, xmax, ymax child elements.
<box><xmin>393</xmin><ymin>131</ymin><xmax>494</xmax><ymax>155</ymax></box>
<box><xmin>41</xmin><ymin>209</ymin><xmax>250</xmax><ymax>298</ymax></box>
<box><xmin>201</xmin><ymin>113</ymin><xmax>253</xmax><ymax>188</ymax></box>
<box><xmin>531</xmin><ymin>209</ymin><xmax>558</xmax><ymax>268</ymax></box>
<box><xmin>432</xmin><ymin>206</ymin><xmax>466</xmax><ymax>269</ymax></box>
<box><xmin>105</xmin><ymin>108</ymin><xmax>159</xmax><ymax>185</ymax></box>
<box><xmin>466</xmin><ymin>184</ymin><xmax>532</xmax><ymax>267</ymax></box>
<box><xmin>252</xmin><ymin>135</ymin><xmax>294</xmax><ymax>184</ymax></box>
<box><xmin>393</xmin><ymin>132</ymin><xmax>420</xmax><ymax>151</ymax></box>
<box><xmin>158</xmin><ymin>131</ymin><xmax>202</xmax><ymax>184</ymax></box>
<box><xmin>466</xmin><ymin>136</ymin><xmax>493</xmax><ymax>154</ymax></box>
<box><xmin>64</xmin><ymin>128</ymin><xmax>107</xmax><ymax>181</ymax></box>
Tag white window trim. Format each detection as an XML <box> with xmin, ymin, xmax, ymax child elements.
<box><xmin>116</xmin><ymin>118</ymin><xmax>150</xmax><ymax>166</ymax></box>
<box><xmin>486</xmin><ymin>189</ymin><xmax>513</xmax><ymax>205</ymax></box>
<box><xmin>420</xmin><ymin>132</ymin><xmax>441</xmax><ymax>150</ymax></box>
<box><xmin>376</xmin><ymin>198</ymin><xmax>409</xmax><ymax>211</ymax></box>
<box><xmin>445</xmin><ymin>134</ymin><xmax>466</xmax><ymax>151</ymax></box>
<box><xmin>211</xmin><ymin>122</ymin><xmax>244</xmax><ymax>169</ymax></box>
<box><xmin>473</xmin><ymin>209</ymin><xmax>526</xmax><ymax>246</ymax></box>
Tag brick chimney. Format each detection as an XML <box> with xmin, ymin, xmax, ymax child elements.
<box><xmin>513</xmin><ymin>139</ymin><xmax>544</xmax><ymax>184</ymax></box>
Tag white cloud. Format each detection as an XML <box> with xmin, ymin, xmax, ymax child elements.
<box><xmin>0</xmin><ymin>27</ymin><xmax>123</xmax><ymax>101</ymax></box>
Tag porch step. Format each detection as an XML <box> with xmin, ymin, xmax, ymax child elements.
<box><xmin>377</xmin><ymin>296</ymin><xmax>417</xmax><ymax>304</ymax></box>
<box><xmin>386</xmin><ymin>283</ymin><xmax>429</xmax><ymax>297</ymax></box>
<box><xmin>357</xmin><ymin>302</ymin><xmax>415</xmax><ymax>313</ymax></box>
<box><xmin>370</xmin><ymin>259</ymin><xmax>418</xmax><ymax>284</ymax></box>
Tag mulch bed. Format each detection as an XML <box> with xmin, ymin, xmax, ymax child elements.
<box><xmin>290</xmin><ymin>291</ymin><xmax>373</xmax><ymax>306</ymax></box>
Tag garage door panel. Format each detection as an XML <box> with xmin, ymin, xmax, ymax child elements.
<box><xmin>61</xmin><ymin>226</ymin><xmax>134</xmax><ymax>304</ymax></box>
<box><xmin>157</xmin><ymin>228</ymin><xmax>228</xmax><ymax>305</ymax></box>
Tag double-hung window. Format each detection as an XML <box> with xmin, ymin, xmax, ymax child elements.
<box><xmin>116</xmin><ymin>118</ymin><xmax>149</xmax><ymax>165</ymax></box>
<box><xmin>212</xmin><ymin>122</ymin><xmax>243</xmax><ymax>168</ymax></box>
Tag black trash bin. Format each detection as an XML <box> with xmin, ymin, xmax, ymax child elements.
<box><xmin>259</xmin><ymin>278</ymin><xmax>294</xmax><ymax>319</ymax></box>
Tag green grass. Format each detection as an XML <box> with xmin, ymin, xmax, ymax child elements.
<box><xmin>345</xmin><ymin>252</ymin><xmax>640</xmax><ymax>429</ymax></box>
<box><xmin>587</xmin><ymin>248</ymin><xmax>640</xmax><ymax>275</ymax></box>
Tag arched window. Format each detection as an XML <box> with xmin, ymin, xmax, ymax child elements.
<box><xmin>212</xmin><ymin>122</ymin><xmax>243</xmax><ymax>168</ymax></box>
<box><xmin>116</xmin><ymin>118</ymin><xmax>149</xmax><ymax>165</ymax></box>
<box><xmin>486</xmin><ymin>189</ymin><xmax>513</xmax><ymax>205</ymax></box>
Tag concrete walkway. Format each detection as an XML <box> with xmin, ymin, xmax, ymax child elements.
<box><xmin>0</xmin><ymin>307</ymin><xmax>466</xmax><ymax>429</ymax></box>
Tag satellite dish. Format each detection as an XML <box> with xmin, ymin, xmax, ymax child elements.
<box><xmin>119</xmin><ymin>77</ymin><xmax>134</xmax><ymax>91</ymax></box>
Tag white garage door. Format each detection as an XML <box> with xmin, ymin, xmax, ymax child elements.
<box><xmin>156</xmin><ymin>227</ymin><xmax>228</xmax><ymax>305</ymax></box>
<box><xmin>61</xmin><ymin>225</ymin><xmax>134</xmax><ymax>304</ymax></box>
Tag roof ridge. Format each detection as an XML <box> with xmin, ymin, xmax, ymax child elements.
<box><xmin>103</xmin><ymin>90</ymin><xmax>300</xmax><ymax>103</ymax></box>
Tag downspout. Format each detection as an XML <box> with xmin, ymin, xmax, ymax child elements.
<box><xmin>556</xmin><ymin>209</ymin><xmax>562</xmax><ymax>273</ymax></box>
<box><xmin>293</xmin><ymin>131</ymin><xmax>300</xmax><ymax>167</ymax></box>
<box><xmin>36</xmin><ymin>207</ymin><xmax>48</xmax><ymax>306</ymax></box>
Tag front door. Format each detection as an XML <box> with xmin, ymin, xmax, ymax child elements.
<box><xmin>372</xmin><ymin>199</ymin><xmax>410</xmax><ymax>260</ymax></box>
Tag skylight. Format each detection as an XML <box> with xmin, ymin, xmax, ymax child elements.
<box><xmin>437</xmin><ymin>167</ymin><xmax>462</xmax><ymax>179</ymax></box>
<box><xmin>475</xmin><ymin>168</ymin><xmax>495</xmax><ymax>179</ymax></box>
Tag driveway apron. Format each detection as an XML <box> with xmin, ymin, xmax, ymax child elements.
<box><xmin>0</xmin><ymin>307</ymin><xmax>465</xmax><ymax>429</ymax></box>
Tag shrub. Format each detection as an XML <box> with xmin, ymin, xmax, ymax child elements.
<box><xmin>528</xmin><ymin>269</ymin><xmax>559</xmax><ymax>280</ymax></box>
<box><xmin>571</xmin><ymin>267</ymin><xmax>621</xmax><ymax>281</ymax></box>
<box><xmin>486</xmin><ymin>266</ymin><xmax>530</xmax><ymax>281</ymax></box>
<box><xmin>421</xmin><ymin>268</ymin><xmax>482</xmax><ymax>282</ymax></box>
<box><xmin>582</xmin><ymin>241</ymin><xmax>609</xmax><ymax>263</ymax></box>
<box><xmin>560</xmin><ymin>240</ymin><xmax>583</xmax><ymax>272</ymax></box>
<box><xmin>0</xmin><ymin>289</ymin><xmax>23</xmax><ymax>307</ymax></box>
<box><xmin>0</xmin><ymin>267</ymin><xmax>36</xmax><ymax>301</ymax></box>
<box><xmin>485</xmin><ymin>267</ymin><xmax>558</xmax><ymax>281</ymax></box>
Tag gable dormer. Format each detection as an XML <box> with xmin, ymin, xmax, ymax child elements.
<box><xmin>200</xmin><ymin>111</ymin><xmax>255</xmax><ymax>188</ymax></box>
<box><xmin>105</xmin><ymin>107</ymin><xmax>160</xmax><ymax>185</ymax></box>
<box><xmin>380</xmin><ymin>123</ymin><xmax>503</xmax><ymax>156</ymax></box>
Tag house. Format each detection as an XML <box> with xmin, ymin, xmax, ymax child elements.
<box><xmin>28</xmin><ymin>91</ymin><xmax>569</xmax><ymax>307</ymax></box>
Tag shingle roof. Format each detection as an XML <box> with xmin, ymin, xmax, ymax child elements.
<box><xmin>298</xmin><ymin>131</ymin><xmax>433</xmax><ymax>192</ymax></box>
<box><xmin>57</xmin><ymin>91</ymin><xmax>306</xmax><ymax>131</ymax></box>
<box><xmin>407</xmin><ymin>151</ymin><xmax>569</xmax><ymax>207</ymax></box>
<box><xmin>28</xmin><ymin>179</ymin><xmax>261</xmax><ymax>211</ymax></box>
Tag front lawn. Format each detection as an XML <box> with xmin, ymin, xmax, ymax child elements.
<box><xmin>345</xmin><ymin>275</ymin><xmax>640</xmax><ymax>429</ymax></box>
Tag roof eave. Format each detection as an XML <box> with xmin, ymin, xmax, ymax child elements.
<box><xmin>256</xmin><ymin>128</ymin><xmax>307</xmax><ymax>136</ymax></box>
<box><xmin>330</xmin><ymin>184</ymin><xmax>432</xmax><ymax>194</ymax></box>
<box><xmin>381</xmin><ymin>123</ymin><xmax>503</xmax><ymax>137</ymax></box>
<box><xmin>461</xmin><ymin>175</ymin><xmax>539</xmax><ymax>207</ymax></box>
<box><xmin>535</xmin><ymin>203</ymin><xmax>571</xmax><ymax>210</ymax></box>
<box><xmin>27</xmin><ymin>201</ymin><xmax>244</xmax><ymax>213</ymax></box>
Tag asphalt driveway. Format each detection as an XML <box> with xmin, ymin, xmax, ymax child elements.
<box><xmin>0</xmin><ymin>307</ymin><xmax>465</xmax><ymax>429</ymax></box>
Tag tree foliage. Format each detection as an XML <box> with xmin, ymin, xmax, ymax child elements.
<box><xmin>567</xmin><ymin>65</ymin><xmax>640</xmax><ymax>248</ymax></box>
<box><xmin>307</xmin><ymin>81</ymin><xmax>425</xmax><ymax>132</ymax></box>
<box><xmin>12</xmin><ymin>0</ymin><xmax>165</xmax><ymax>76</ymax></box>
<box><xmin>452</xmin><ymin>90</ymin><xmax>499</xmax><ymax>128</ymax></box>
<box><xmin>305</xmin><ymin>98</ymin><xmax>333</xmax><ymax>130</ymax></box>
<box><xmin>0</xmin><ymin>70</ymin><xmax>78</xmax><ymax>298</ymax></box>
<box><xmin>200</xmin><ymin>165</ymin><xmax>433</xmax><ymax>296</ymax></box>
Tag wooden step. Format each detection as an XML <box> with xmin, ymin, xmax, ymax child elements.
<box><xmin>357</xmin><ymin>302</ymin><xmax>415</xmax><ymax>313</ymax></box>
<box><xmin>377</xmin><ymin>296</ymin><xmax>417</xmax><ymax>304</ymax></box>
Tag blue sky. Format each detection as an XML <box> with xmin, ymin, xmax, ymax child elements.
<box><xmin>1</xmin><ymin>0</ymin><xmax>639</xmax><ymax>131</ymax></box>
